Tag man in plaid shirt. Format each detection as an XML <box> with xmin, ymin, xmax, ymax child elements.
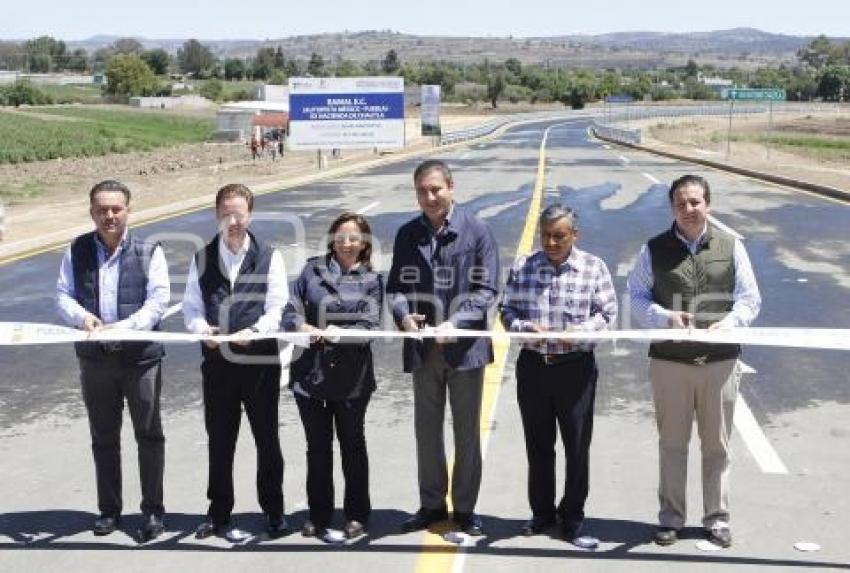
<box><xmin>500</xmin><ymin>203</ymin><xmax>617</xmax><ymax>544</ymax></box>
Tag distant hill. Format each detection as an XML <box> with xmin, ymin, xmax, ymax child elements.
<box><xmin>62</xmin><ymin>29</ymin><xmax>848</xmax><ymax>70</ymax></box>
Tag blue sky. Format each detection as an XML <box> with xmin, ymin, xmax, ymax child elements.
<box><xmin>2</xmin><ymin>0</ymin><xmax>848</xmax><ymax>40</ymax></box>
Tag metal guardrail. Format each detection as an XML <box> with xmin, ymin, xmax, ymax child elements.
<box><xmin>438</xmin><ymin>110</ymin><xmax>587</xmax><ymax>145</ymax></box>
<box><xmin>590</xmin><ymin>121</ymin><xmax>642</xmax><ymax>145</ymax></box>
<box><xmin>591</xmin><ymin>101</ymin><xmax>844</xmax><ymax>146</ymax></box>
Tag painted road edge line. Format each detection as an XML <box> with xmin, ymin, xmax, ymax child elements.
<box><xmin>734</xmin><ymin>393</ymin><xmax>789</xmax><ymax>474</ymax></box>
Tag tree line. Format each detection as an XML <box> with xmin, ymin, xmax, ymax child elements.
<box><xmin>2</xmin><ymin>35</ymin><xmax>849</xmax><ymax>105</ymax></box>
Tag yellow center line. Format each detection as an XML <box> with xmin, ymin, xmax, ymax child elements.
<box><xmin>413</xmin><ymin>126</ymin><xmax>551</xmax><ymax>572</ymax></box>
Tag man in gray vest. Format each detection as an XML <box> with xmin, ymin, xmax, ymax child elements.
<box><xmin>56</xmin><ymin>180</ymin><xmax>170</xmax><ymax>541</ymax></box>
<box><xmin>628</xmin><ymin>174</ymin><xmax>760</xmax><ymax>548</ymax></box>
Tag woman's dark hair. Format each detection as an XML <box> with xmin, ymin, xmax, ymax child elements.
<box><xmin>326</xmin><ymin>212</ymin><xmax>373</xmax><ymax>270</ymax></box>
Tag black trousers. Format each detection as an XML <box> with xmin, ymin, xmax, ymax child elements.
<box><xmin>516</xmin><ymin>349</ymin><xmax>597</xmax><ymax>530</ymax></box>
<box><xmin>79</xmin><ymin>356</ymin><xmax>165</xmax><ymax>518</ymax></box>
<box><xmin>294</xmin><ymin>392</ymin><xmax>371</xmax><ymax>528</ymax></box>
<box><xmin>201</xmin><ymin>359</ymin><xmax>284</xmax><ymax>525</ymax></box>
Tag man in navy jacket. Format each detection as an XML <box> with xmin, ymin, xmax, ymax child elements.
<box><xmin>387</xmin><ymin>160</ymin><xmax>499</xmax><ymax>536</ymax></box>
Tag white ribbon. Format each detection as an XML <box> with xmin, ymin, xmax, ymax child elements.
<box><xmin>1</xmin><ymin>322</ymin><xmax>848</xmax><ymax>351</ymax></box>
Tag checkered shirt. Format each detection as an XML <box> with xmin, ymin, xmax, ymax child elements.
<box><xmin>499</xmin><ymin>247</ymin><xmax>618</xmax><ymax>353</ymax></box>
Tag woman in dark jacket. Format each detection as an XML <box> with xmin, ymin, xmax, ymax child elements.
<box><xmin>282</xmin><ymin>212</ymin><xmax>383</xmax><ymax>540</ymax></box>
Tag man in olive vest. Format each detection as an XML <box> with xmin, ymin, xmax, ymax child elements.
<box><xmin>627</xmin><ymin>174</ymin><xmax>761</xmax><ymax>548</ymax></box>
<box><xmin>56</xmin><ymin>180</ymin><xmax>170</xmax><ymax>542</ymax></box>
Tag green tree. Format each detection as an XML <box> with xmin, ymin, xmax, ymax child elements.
<box><xmin>798</xmin><ymin>35</ymin><xmax>837</xmax><ymax>69</ymax></box>
<box><xmin>199</xmin><ymin>78</ymin><xmax>224</xmax><ymax>101</ymax></box>
<box><xmin>0</xmin><ymin>80</ymin><xmax>53</xmax><ymax>106</ymax></box>
<box><xmin>487</xmin><ymin>72</ymin><xmax>506</xmax><ymax>108</ymax></box>
<box><xmin>224</xmin><ymin>58</ymin><xmax>246</xmax><ymax>81</ymax></box>
<box><xmin>273</xmin><ymin>46</ymin><xmax>285</xmax><ymax>70</ymax></box>
<box><xmin>252</xmin><ymin>47</ymin><xmax>276</xmax><ymax>80</ymax></box>
<box><xmin>307</xmin><ymin>52</ymin><xmax>326</xmax><ymax>77</ymax></box>
<box><xmin>268</xmin><ymin>69</ymin><xmax>287</xmax><ymax>85</ymax></box>
<box><xmin>817</xmin><ymin>65</ymin><xmax>850</xmax><ymax>101</ymax></box>
<box><xmin>104</xmin><ymin>54</ymin><xmax>160</xmax><ymax>97</ymax></box>
<box><xmin>504</xmin><ymin>57</ymin><xmax>522</xmax><ymax>78</ymax></box>
<box><xmin>66</xmin><ymin>48</ymin><xmax>89</xmax><ymax>72</ymax></box>
<box><xmin>25</xmin><ymin>35</ymin><xmax>67</xmax><ymax>72</ymax></box>
<box><xmin>684</xmin><ymin>58</ymin><xmax>699</xmax><ymax>78</ymax></box>
<box><xmin>382</xmin><ymin>49</ymin><xmax>400</xmax><ymax>74</ymax></box>
<box><xmin>141</xmin><ymin>49</ymin><xmax>170</xmax><ymax>75</ymax></box>
<box><xmin>177</xmin><ymin>39</ymin><xmax>215</xmax><ymax>78</ymax></box>
<box><xmin>335</xmin><ymin>59</ymin><xmax>364</xmax><ymax>77</ymax></box>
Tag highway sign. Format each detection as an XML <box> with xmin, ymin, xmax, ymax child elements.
<box><xmin>723</xmin><ymin>88</ymin><xmax>786</xmax><ymax>101</ymax></box>
<box><xmin>288</xmin><ymin>77</ymin><xmax>406</xmax><ymax>150</ymax></box>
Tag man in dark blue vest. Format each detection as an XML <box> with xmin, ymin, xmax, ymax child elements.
<box><xmin>182</xmin><ymin>183</ymin><xmax>289</xmax><ymax>540</ymax></box>
<box><xmin>56</xmin><ymin>179</ymin><xmax>170</xmax><ymax>541</ymax></box>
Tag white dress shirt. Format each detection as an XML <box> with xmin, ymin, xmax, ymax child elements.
<box><xmin>182</xmin><ymin>234</ymin><xmax>287</xmax><ymax>334</ymax></box>
<box><xmin>628</xmin><ymin>224</ymin><xmax>761</xmax><ymax>329</ymax></box>
<box><xmin>55</xmin><ymin>231</ymin><xmax>170</xmax><ymax>330</ymax></box>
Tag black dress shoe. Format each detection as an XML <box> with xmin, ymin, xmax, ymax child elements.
<box><xmin>93</xmin><ymin>515</ymin><xmax>120</xmax><ymax>536</ymax></box>
<box><xmin>301</xmin><ymin>520</ymin><xmax>328</xmax><ymax>537</ymax></box>
<box><xmin>454</xmin><ymin>512</ymin><xmax>484</xmax><ymax>536</ymax></box>
<box><xmin>705</xmin><ymin>525</ymin><xmax>732</xmax><ymax>548</ymax></box>
<box><xmin>521</xmin><ymin>515</ymin><xmax>555</xmax><ymax>536</ymax></box>
<box><xmin>266</xmin><ymin>515</ymin><xmax>290</xmax><ymax>539</ymax></box>
<box><xmin>561</xmin><ymin>520</ymin><xmax>584</xmax><ymax>541</ymax></box>
<box><xmin>343</xmin><ymin>520</ymin><xmax>366</xmax><ymax>539</ymax></box>
<box><xmin>195</xmin><ymin>519</ymin><xmax>227</xmax><ymax>539</ymax></box>
<box><xmin>401</xmin><ymin>507</ymin><xmax>449</xmax><ymax>532</ymax></box>
<box><xmin>654</xmin><ymin>527</ymin><xmax>679</xmax><ymax>546</ymax></box>
<box><xmin>139</xmin><ymin>514</ymin><xmax>164</xmax><ymax>542</ymax></box>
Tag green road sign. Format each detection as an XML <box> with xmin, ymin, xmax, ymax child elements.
<box><xmin>723</xmin><ymin>88</ymin><xmax>786</xmax><ymax>101</ymax></box>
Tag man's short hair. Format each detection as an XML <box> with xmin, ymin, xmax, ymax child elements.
<box><xmin>89</xmin><ymin>180</ymin><xmax>131</xmax><ymax>205</ymax></box>
<box><xmin>669</xmin><ymin>174</ymin><xmax>711</xmax><ymax>204</ymax></box>
<box><xmin>539</xmin><ymin>203</ymin><xmax>578</xmax><ymax>230</ymax></box>
<box><xmin>414</xmin><ymin>159</ymin><xmax>453</xmax><ymax>186</ymax></box>
<box><xmin>215</xmin><ymin>183</ymin><xmax>254</xmax><ymax>211</ymax></box>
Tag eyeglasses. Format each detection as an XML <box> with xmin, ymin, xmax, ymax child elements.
<box><xmin>333</xmin><ymin>232</ymin><xmax>364</xmax><ymax>244</ymax></box>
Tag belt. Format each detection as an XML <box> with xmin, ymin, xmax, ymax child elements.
<box><xmin>100</xmin><ymin>341</ymin><xmax>123</xmax><ymax>353</ymax></box>
<box><xmin>528</xmin><ymin>350</ymin><xmax>589</xmax><ymax>366</ymax></box>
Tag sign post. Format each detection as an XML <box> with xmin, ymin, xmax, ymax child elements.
<box><xmin>720</xmin><ymin>88</ymin><xmax>786</xmax><ymax>160</ymax></box>
<box><xmin>420</xmin><ymin>85</ymin><xmax>441</xmax><ymax>144</ymax></box>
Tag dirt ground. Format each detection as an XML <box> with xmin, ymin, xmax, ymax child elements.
<box><xmin>0</xmin><ymin>105</ymin><xmax>523</xmax><ymax>254</ymax></box>
<box><xmin>632</xmin><ymin>110</ymin><xmax>850</xmax><ymax>191</ymax></box>
<box><xmin>0</xmin><ymin>102</ymin><xmax>846</xmax><ymax>258</ymax></box>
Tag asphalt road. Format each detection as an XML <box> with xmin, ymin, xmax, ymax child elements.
<box><xmin>0</xmin><ymin>117</ymin><xmax>848</xmax><ymax>572</ymax></box>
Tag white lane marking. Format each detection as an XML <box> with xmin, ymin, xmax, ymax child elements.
<box><xmin>734</xmin><ymin>394</ymin><xmax>789</xmax><ymax>474</ymax></box>
<box><xmin>357</xmin><ymin>201</ymin><xmax>380</xmax><ymax>215</ymax></box>
<box><xmin>618</xmin><ymin>155</ymin><xmax>631</xmax><ymax>164</ymax></box>
<box><xmin>162</xmin><ymin>303</ymin><xmax>182</xmax><ymax>320</ymax></box>
<box><xmin>708</xmin><ymin>215</ymin><xmax>745</xmax><ymax>240</ymax></box>
<box><xmin>739</xmin><ymin>361</ymin><xmax>757</xmax><ymax>374</ymax></box>
<box><xmin>642</xmin><ymin>172</ymin><xmax>661</xmax><ymax>184</ymax></box>
<box><xmin>602</xmin><ymin>144</ymin><xmax>611</xmax><ymax>150</ymax></box>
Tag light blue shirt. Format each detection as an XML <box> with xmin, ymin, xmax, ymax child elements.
<box><xmin>56</xmin><ymin>232</ymin><xmax>170</xmax><ymax>330</ymax></box>
<box><xmin>627</xmin><ymin>225</ymin><xmax>761</xmax><ymax>329</ymax></box>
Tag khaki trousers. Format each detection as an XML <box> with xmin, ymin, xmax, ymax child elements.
<box><xmin>650</xmin><ymin>358</ymin><xmax>741</xmax><ymax>529</ymax></box>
